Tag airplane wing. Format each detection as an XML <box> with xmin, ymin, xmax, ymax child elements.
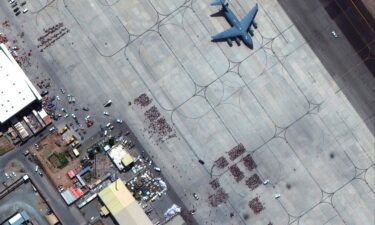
<box><xmin>240</xmin><ymin>3</ymin><xmax>258</xmax><ymax>31</ymax></box>
<box><xmin>211</xmin><ymin>27</ymin><xmax>241</xmax><ymax>41</ymax></box>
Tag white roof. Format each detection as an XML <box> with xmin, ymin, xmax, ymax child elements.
<box><xmin>0</xmin><ymin>44</ymin><xmax>41</xmax><ymax>123</ymax></box>
<box><xmin>109</xmin><ymin>144</ymin><xmax>128</xmax><ymax>170</ymax></box>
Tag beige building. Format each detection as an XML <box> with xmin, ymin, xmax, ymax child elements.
<box><xmin>98</xmin><ymin>179</ymin><xmax>153</xmax><ymax>225</ymax></box>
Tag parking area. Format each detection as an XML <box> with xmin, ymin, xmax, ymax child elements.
<box><xmin>0</xmin><ymin>0</ymin><xmax>373</xmax><ymax>224</ymax></box>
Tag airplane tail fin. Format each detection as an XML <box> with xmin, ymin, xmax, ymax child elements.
<box><xmin>211</xmin><ymin>0</ymin><xmax>225</xmax><ymax>6</ymax></box>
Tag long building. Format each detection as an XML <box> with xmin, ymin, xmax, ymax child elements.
<box><xmin>0</xmin><ymin>43</ymin><xmax>41</xmax><ymax>124</ymax></box>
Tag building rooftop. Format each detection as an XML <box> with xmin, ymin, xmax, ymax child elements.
<box><xmin>98</xmin><ymin>179</ymin><xmax>153</xmax><ymax>225</ymax></box>
<box><xmin>0</xmin><ymin>44</ymin><xmax>41</xmax><ymax>124</ymax></box>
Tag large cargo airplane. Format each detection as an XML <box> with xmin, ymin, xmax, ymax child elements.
<box><xmin>211</xmin><ymin>0</ymin><xmax>258</xmax><ymax>49</ymax></box>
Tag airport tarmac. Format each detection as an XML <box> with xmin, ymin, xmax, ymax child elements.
<box><xmin>0</xmin><ymin>0</ymin><xmax>374</xmax><ymax>224</ymax></box>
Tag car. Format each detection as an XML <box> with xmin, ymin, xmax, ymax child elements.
<box><xmin>5</xmin><ymin>172</ymin><xmax>10</xmax><ymax>179</ymax></box>
<box><xmin>85</xmin><ymin>115</ymin><xmax>90</xmax><ymax>120</ymax></box>
<box><xmin>71</xmin><ymin>114</ymin><xmax>76</xmax><ymax>119</ymax></box>
<box><xmin>12</xmin><ymin>172</ymin><xmax>16</xmax><ymax>177</ymax></box>
<box><xmin>58</xmin><ymin>185</ymin><xmax>65</xmax><ymax>193</ymax></box>
<box><xmin>35</xmin><ymin>166</ymin><xmax>39</xmax><ymax>172</ymax></box>
<box><xmin>13</xmin><ymin>7</ymin><xmax>19</xmax><ymax>12</ymax></box>
<box><xmin>24</xmin><ymin>150</ymin><xmax>29</xmax><ymax>156</ymax></box>
<box><xmin>11</xmin><ymin>2</ymin><xmax>17</xmax><ymax>8</ymax></box>
<box><xmin>154</xmin><ymin>167</ymin><xmax>161</xmax><ymax>172</ymax></box>
<box><xmin>82</xmin><ymin>107</ymin><xmax>89</xmax><ymax>111</ymax></box>
<box><xmin>64</xmin><ymin>114</ymin><xmax>69</xmax><ymax>118</ymax></box>
<box><xmin>60</xmin><ymin>88</ymin><xmax>65</xmax><ymax>94</ymax></box>
<box><xmin>116</xmin><ymin>119</ymin><xmax>123</xmax><ymax>123</ymax></box>
<box><xmin>38</xmin><ymin>171</ymin><xmax>43</xmax><ymax>176</ymax></box>
<box><xmin>58</xmin><ymin>126</ymin><xmax>68</xmax><ymax>135</ymax></box>
<box><xmin>103</xmin><ymin>100</ymin><xmax>112</xmax><ymax>107</ymax></box>
<box><xmin>49</xmin><ymin>127</ymin><xmax>55</xmax><ymax>132</ymax></box>
<box><xmin>15</xmin><ymin>11</ymin><xmax>20</xmax><ymax>16</ymax></box>
<box><xmin>9</xmin><ymin>0</ymin><xmax>15</xmax><ymax>4</ymax></box>
<box><xmin>22</xmin><ymin>8</ymin><xmax>28</xmax><ymax>13</ymax></box>
<box><xmin>106</xmin><ymin>123</ymin><xmax>111</xmax><ymax>128</ymax></box>
<box><xmin>103</xmin><ymin>111</ymin><xmax>109</xmax><ymax>116</ymax></box>
<box><xmin>274</xmin><ymin>194</ymin><xmax>281</xmax><ymax>199</ymax></box>
<box><xmin>193</xmin><ymin>193</ymin><xmax>199</xmax><ymax>200</ymax></box>
<box><xmin>331</xmin><ymin>30</ymin><xmax>338</xmax><ymax>38</ymax></box>
<box><xmin>41</xmin><ymin>90</ymin><xmax>49</xmax><ymax>96</ymax></box>
<box><xmin>20</xmin><ymin>1</ymin><xmax>26</xmax><ymax>6</ymax></box>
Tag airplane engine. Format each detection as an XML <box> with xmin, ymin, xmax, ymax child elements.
<box><xmin>235</xmin><ymin>37</ymin><xmax>241</xmax><ymax>46</ymax></box>
<box><xmin>253</xmin><ymin>21</ymin><xmax>258</xmax><ymax>29</ymax></box>
<box><xmin>249</xmin><ymin>29</ymin><xmax>254</xmax><ymax>36</ymax></box>
<box><xmin>226</xmin><ymin>38</ymin><xmax>233</xmax><ymax>47</ymax></box>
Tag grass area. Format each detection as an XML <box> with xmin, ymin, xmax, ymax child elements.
<box><xmin>48</xmin><ymin>152</ymin><xmax>69</xmax><ymax>169</ymax></box>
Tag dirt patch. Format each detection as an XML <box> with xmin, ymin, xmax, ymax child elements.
<box><xmin>0</xmin><ymin>135</ymin><xmax>14</xmax><ymax>156</ymax></box>
<box><xmin>33</xmin><ymin>132</ymin><xmax>83</xmax><ymax>189</ymax></box>
<box><xmin>6</xmin><ymin>161</ymin><xmax>25</xmax><ymax>173</ymax></box>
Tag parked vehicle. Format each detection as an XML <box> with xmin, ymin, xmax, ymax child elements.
<box><xmin>41</xmin><ymin>90</ymin><xmax>49</xmax><ymax>96</ymax></box>
<box><xmin>193</xmin><ymin>193</ymin><xmax>199</xmax><ymax>200</ymax></box>
<box><xmin>103</xmin><ymin>100</ymin><xmax>112</xmax><ymax>107</ymax></box>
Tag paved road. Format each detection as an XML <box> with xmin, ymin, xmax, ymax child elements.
<box><xmin>277</xmin><ymin>0</ymin><xmax>375</xmax><ymax>134</ymax></box>
<box><xmin>0</xmin><ymin>130</ymin><xmax>86</xmax><ymax>225</ymax></box>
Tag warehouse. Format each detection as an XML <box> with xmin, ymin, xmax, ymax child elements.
<box><xmin>0</xmin><ymin>43</ymin><xmax>41</xmax><ymax>124</ymax></box>
<box><xmin>98</xmin><ymin>179</ymin><xmax>153</xmax><ymax>225</ymax></box>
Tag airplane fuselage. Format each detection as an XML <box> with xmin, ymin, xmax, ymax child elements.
<box><xmin>222</xmin><ymin>5</ymin><xmax>253</xmax><ymax>48</ymax></box>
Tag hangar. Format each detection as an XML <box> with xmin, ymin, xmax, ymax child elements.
<box><xmin>0</xmin><ymin>43</ymin><xmax>41</xmax><ymax>124</ymax></box>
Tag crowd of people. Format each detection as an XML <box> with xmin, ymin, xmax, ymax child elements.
<box><xmin>208</xmin><ymin>188</ymin><xmax>229</xmax><ymax>207</ymax></box>
<box><xmin>37</xmin><ymin>22</ymin><xmax>69</xmax><ymax>51</ymax></box>
<box><xmin>144</xmin><ymin>106</ymin><xmax>160</xmax><ymax>122</ymax></box>
<box><xmin>229</xmin><ymin>164</ymin><xmax>244</xmax><ymax>182</ymax></box>
<box><xmin>214</xmin><ymin>156</ymin><xmax>229</xmax><ymax>169</ymax></box>
<box><xmin>249</xmin><ymin>197</ymin><xmax>264</xmax><ymax>214</ymax></box>
<box><xmin>210</xmin><ymin>178</ymin><xmax>220</xmax><ymax>190</ymax></box>
<box><xmin>243</xmin><ymin>154</ymin><xmax>257</xmax><ymax>171</ymax></box>
<box><xmin>134</xmin><ymin>93</ymin><xmax>152</xmax><ymax>107</ymax></box>
<box><xmin>245</xmin><ymin>174</ymin><xmax>262</xmax><ymax>190</ymax></box>
<box><xmin>228</xmin><ymin>143</ymin><xmax>246</xmax><ymax>161</ymax></box>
